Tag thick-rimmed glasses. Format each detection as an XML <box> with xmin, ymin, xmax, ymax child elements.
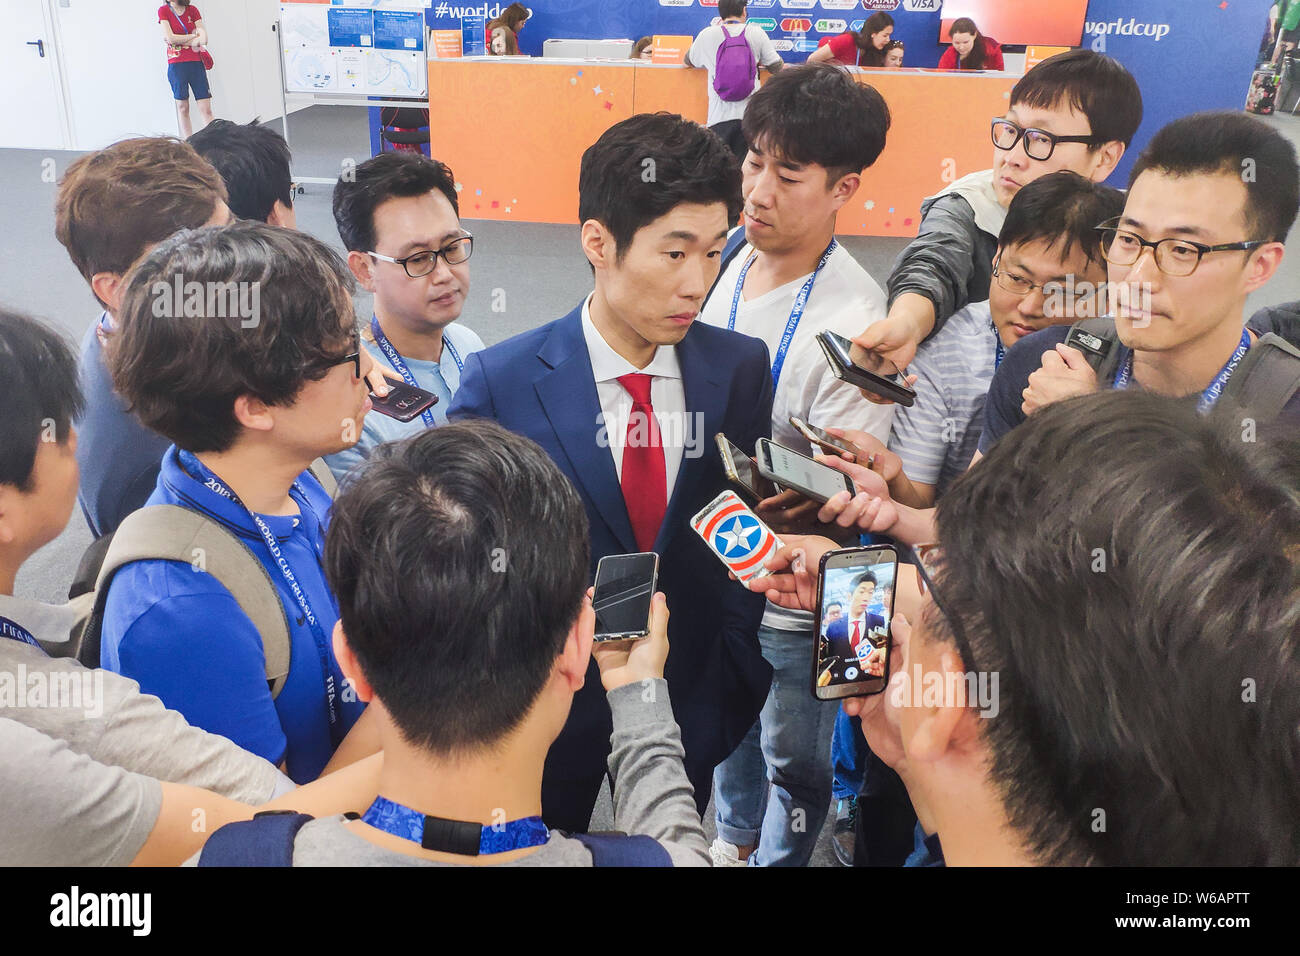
<box><xmin>910</xmin><ymin>543</ymin><xmax>978</xmax><ymax>674</ymax></box>
<box><xmin>1094</xmin><ymin>218</ymin><xmax>1266</xmax><ymax>278</ymax></box>
<box><xmin>368</xmin><ymin>234</ymin><xmax>474</xmax><ymax>278</ymax></box>
<box><xmin>316</xmin><ymin>330</ymin><xmax>361</xmax><ymax>379</ymax></box>
<box><xmin>991</xmin><ymin>118</ymin><xmax>1099</xmax><ymax>161</ymax></box>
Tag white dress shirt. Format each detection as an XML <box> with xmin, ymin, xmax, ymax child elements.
<box><xmin>581</xmin><ymin>295</ymin><xmax>687</xmax><ymax>499</ymax></box>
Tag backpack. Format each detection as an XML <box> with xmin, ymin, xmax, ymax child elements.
<box><xmin>1065</xmin><ymin>317</ymin><xmax>1300</xmax><ymax>420</ymax></box>
<box><xmin>713</xmin><ymin>23</ymin><xmax>757</xmax><ymax>102</ymax></box>
<box><xmin>60</xmin><ymin>459</ymin><xmax>339</xmax><ymax>698</ymax></box>
<box><xmin>196</xmin><ymin>812</ymin><xmax>673</xmax><ymax>867</ymax></box>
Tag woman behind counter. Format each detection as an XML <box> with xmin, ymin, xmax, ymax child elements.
<box><xmin>938</xmin><ymin>17</ymin><xmax>1005</xmax><ymax>71</ymax></box>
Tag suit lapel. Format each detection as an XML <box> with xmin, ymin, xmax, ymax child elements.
<box><xmin>535</xmin><ymin>310</ymin><xmax>638</xmax><ymax>554</ymax></box>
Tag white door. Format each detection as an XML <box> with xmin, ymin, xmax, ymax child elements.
<box><xmin>0</xmin><ymin>0</ymin><xmax>67</xmax><ymax>149</ymax></box>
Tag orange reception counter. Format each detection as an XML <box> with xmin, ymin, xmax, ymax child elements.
<box><xmin>425</xmin><ymin>58</ymin><xmax>1017</xmax><ymax>239</ymax></box>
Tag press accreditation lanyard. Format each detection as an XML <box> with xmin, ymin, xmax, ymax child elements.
<box><xmin>991</xmin><ymin>321</ymin><xmax>1006</xmax><ymax>370</ymax></box>
<box><xmin>727</xmin><ymin>239</ymin><xmax>837</xmax><ymax>391</ymax></box>
<box><xmin>369</xmin><ymin>316</ymin><xmax>461</xmax><ymax>428</ymax></box>
<box><xmin>0</xmin><ymin>616</ymin><xmax>43</xmax><ymax>651</ymax></box>
<box><xmin>362</xmin><ymin>795</ymin><xmax>550</xmax><ymax>855</ymax></box>
<box><xmin>178</xmin><ymin>450</ymin><xmax>342</xmax><ymax>744</ymax></box>
<box><xmin>1112</xmin><ymin>327</ymin><xmax>1251</xmax><ymax>414</ymax></box>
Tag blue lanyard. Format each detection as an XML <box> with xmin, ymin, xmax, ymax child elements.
<box><xmin>991</xmin><ymin>321</ymin><xmax>1006</xmax><ymax>370</ymax></box>
<box><xmin>727</xmin><ymin>239</ymin><xmax>837</xmax><ymax>391</ymax></box>
<box><xmin>178</xmin><ymin>451</ymin><xmax>342</xmax><ymax>744</ymax></box>
<box><xmin>362</xmin><ymin>796</ymin><xmax>550</xmax><ymax>855</ymax></box>
<box><xmin>370</xmin><ymin>316</ymin><xmax>461</xmax><ymax>428</ymax></box>
<box><xmin>1113</xmin><ymin>328</ymin><xmax>1251</xmax><ymax>413</ymax></box>
<box><xmin>0</xmin><ymin>616</ymin><xmax>44</xmax><ymax>652</ymax></box>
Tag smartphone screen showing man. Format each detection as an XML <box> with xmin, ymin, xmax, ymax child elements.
<box><xmin>813</xmin><ymin>547</ymin><xmax>896</xmax><ymax>699</ymax></box>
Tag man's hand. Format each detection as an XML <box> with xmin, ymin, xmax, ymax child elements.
<box><xmin>359</xmin><ymin>349</ymin><xmax>402</xmax><ymax>399</ymax></box>
<box><xmin>821</xmin><ymin>426</ymin><xmax>900</xmax><ymax>481</ymax></box>
<box><xmin>745</xmin><ymin>534</ymin><xmax>839</xmax><ymax>612</ymax></box>
<box><xmin>593</xmin><ymin>592</ymin><xmax>670</xmax><ymax>692</ymax></box>
<box><xmin>755</xmin><ymin>488</ymin><xmax>822</xmax><ymax>534</ymax></box>
<box><xmin>1021</xmin><ymin>343</ymin><xmax>1098</xmax><ymax>417</ymax></box>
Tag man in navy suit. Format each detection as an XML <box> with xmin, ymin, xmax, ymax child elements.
<box><xmin>449</xmin><ymin>113</ymin><xmax>774</xmax><ymax>832</ymax></box>
<box><xmin>823</xmin><ymin>571</ymin><xmax>886</xmax><ymax>683</ymax></box>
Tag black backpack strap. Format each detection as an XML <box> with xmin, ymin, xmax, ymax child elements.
<box><xmin>1223</xmin><ymin>332</ymin><xmax>1300</xmax><ymax>421</ymax></box>
<box><xmin>703</xmin><ymin>226</ymin><xmax>751</xmax><ymax>308</ymax></box>
<box><xmin>572</xmin><ymin>833</ymin><xmax>673</xmax><ymax>867</ymax></box>
<box><xmin>198</xmin><ymin>812</ymin><xmax>314</xmax><ymax>867</ymax></box>
<box><xmin>1064</xmin><ymin>317</ymin><xmax>1122</xmax><ymax>384</ymax></box>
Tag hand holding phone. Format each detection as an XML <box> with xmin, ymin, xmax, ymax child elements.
<box><xmin>591</xmin><ymin>589</ymin><xmax>671</xmax><ymax>692</ymax></box>
<box><xmin>817</xmin><ymin>330</ymin><xmax>917</xmax><ymax>406</ymax></box>
<box><xmin>812</xmin><ymin>546</ymin><xmax>898</xmax><ymax>700</ymax></box>
<box><xmin>716</xmin><ymin>434</ymin><xmax>778</xmax><ymax>501</ymax></box>
<box><xmin>756</xmin><ymin>438</ymin><xmax>856</xmax><ymax>505</ymax></box>
<box><xmin>788</xmin><ymin>416</ymin><xmax>863</xmax><ymax>461</ymax></box>
<box><xmin>368</xmin><ymin>382</ymin><xmax>439</xmax><ymax>422</ymax></box>
<box><xmin>691</xmin><ymin>490</ymin><xmax>783</xmax><ymax>584</ymax></box>
<box><xmin>592</xmin><ymin>552</ymin><xmax>659</xmax><ymax>642</ymax></box>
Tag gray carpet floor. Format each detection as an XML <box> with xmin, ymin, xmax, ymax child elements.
<box><xmin>3</xmin><ymin>105</ymin><xmax>1298</xmax><ymax>867</ymax></box>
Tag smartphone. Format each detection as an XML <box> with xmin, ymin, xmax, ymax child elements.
<box><xmin>816</xmin><ymin>330</ymin><xmax>916</xmax><ymax>406</ymax></box>
<box><xmin>812</xmin><ymin>545</ymin><xmax>898</xmax><ymax>700</ymax></box>
<box><xmin>715</xmin><ymin>433</ymin><xmax>778</xmax><ymax>501</ymax></box>
<box><xmin>592</xmin><ymin>552</ymin><xmax>659</xmax><ymax>642</ymax></box>
<box><xmin>368</xmin><ymin>382</ymin><xmax>439</xmax><ymax>422</ymax></box>
<box><xmin>690</xmin><ymin>490</ymin><xmax>782</xmax><ymax>584</ymax></box>
<box><xmin>755</xmin><ymin>438</ymin><xmax>856</xmax><ymax>505</ymax></box>
<box><xmin>788</xmin><ymin>416</ymin><xmax>861</xmax><ymax>460</ymax></box>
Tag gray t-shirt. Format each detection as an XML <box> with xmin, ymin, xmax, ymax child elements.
<box><xmin>688</xmin><ymin>22</ymin><xmax>781</xmax><ymax>127</ymax></box>
<box><xmin>202</xmin><ymin>680</ymin><xmax>711</xmax><ymax>866</ymax></box>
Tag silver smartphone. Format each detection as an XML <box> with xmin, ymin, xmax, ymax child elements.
<box><xmin>755</xmin><ymin>438</ymin><xmax>856</xmax><ymax>505</ymax></box>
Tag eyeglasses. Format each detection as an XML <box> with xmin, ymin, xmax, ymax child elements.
<box><xmin>367</xmin><ymin>234</ymin><xmax>474</xmax><ymax>278</ymax></box>
<box><xmin>991</xmin><ymin>118</ymin><xmax>1099</xmax><ymax>161</ymax></box>
<box><xmin>910</xmin><ymin>543</ymin><xmax>978</xmax><ymax>674</ymax></box>
<box><xmin>991</xmin><ymin>254</ymin><xmax>1046</xmax><ymax>297</ymax></box>
<box><xmin>1094</xmin><ymin>218</ymin><xmax>1266</xmax><ymax>278</ymax></box>
<box><xmin>316</xmin><ymin>330</ymin><xmax>362</xmax><ymax>379</ymax></box>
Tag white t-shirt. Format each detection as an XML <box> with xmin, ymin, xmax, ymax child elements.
<box><xmin>688</xmin><ymin>21</ymin><xmax>781</xmax><ymax>127</ymax></box>
<box><xmin>701</xmin><ymin>235</ymin><xmax>894</xmax><ymax>632</ymax></box>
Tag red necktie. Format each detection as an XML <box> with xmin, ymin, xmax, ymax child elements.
<box><xmin>851</xmin><ymin>620</ymin><xmax>861</xmax><ymax>652</ymax></box>
<box><xmin>616</xmin><ymin>373</ymin><xmax>667</xmax><ymax>552</ymax></box>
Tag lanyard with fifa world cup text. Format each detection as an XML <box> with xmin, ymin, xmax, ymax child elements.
<box><xmin>178</xmin><ymin>450</ymin><xmax>342</xmax><ymax>745</ymax></box>
<box><xmin>370</xmin><ymin>316</ymin><xmax>462</xmax><ymax>428</ymax></box>
<box><xmin>727</xmin><ymin>240</ymin><xmax>837</xmax><ymax>391</ymax></box>
<box><xmin>1112</xmin><ymin>327</ymin><xmax>1251</xmax><ymax>413</ymax></box>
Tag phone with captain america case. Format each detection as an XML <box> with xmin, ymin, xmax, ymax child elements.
<box><xmin>690</xmin><ymin>490</ymin><xmax>783</xmax><ymax>585</ymax></box>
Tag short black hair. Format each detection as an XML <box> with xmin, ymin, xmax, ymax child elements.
<box><xmin>998</xmin><ymin>170</ymin><xmax>1124</xmax><ymax>268</ymax></box>
<box><xmin>0</xmin><ymin>308</ymin><xmax>83</xmax><ymax>491</ymax></box>
<box><xmin>1128</xmin><ymin>111</ymin><xmax>1300</xmax><ymax>244</ymax></box>
<box><xmin>333</xmin><ymin>152</ymin><xmax>460</xmax><ymax>253</ymax></box>
<box><xmin>325</xmin><ymin>421</ymin><xmax>592</xmax><ymax>755</ymax></box>
<box><xmin>1009</xmin><ymin>50</ymin><xmax>1142</xmax><ymax>149</ymax></box>
<box><xmin>743</xmin><ymin>63</ymin><xmax>891</xmax><ymax>183</ymax></box>
<box><xmin>578</xmin><ymin>112</ymin><xmax>741</xmax><ymax>261</ymax></box>
<box><xmin>933</xmin><ymin>391</ymin><xmax>1300</xmax><ymax>865</ymax></box>
<box><xmin>109</xmin><ymin>221</ymin><xmax>356</xmax><ymax>453</ymax></box>
<box><xmin>851</xmin><ymin>570</ymin><xmax>878</xmax><ymax>590</ymax></box>
<box><xmin>187</xmin><ymin>119</ymin><xmax>293</xmax><ymax>223</ymax></box>
<box><xmin>718</xmin><ymin>0</ymin><xmax>746</xmax><ymax>18</ymax></box>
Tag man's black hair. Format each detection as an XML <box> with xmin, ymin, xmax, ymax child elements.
<box><xmin>742</xmin><ymin>63</ymin><xmax>891</xmax><ymax>184</ymax></box>
<box><xmin>109</xmin><ymin>221</ymin><xmax>356</xmax><ymax>453</ymax></box>
<box><xmin>932</xmin><ymin>390</ymin><xmax>1300</xmax><ymax>865</ymax></box>
<box><xmin>325</xmin><ymin>421</ymin><xmax>592</xmax><ymax>754</ymax></box>
<box><xmin>718</xmin><ymin>0</ymin><xmax>746</xmax><ymax>19</ymax></box>
<box><xmin>187</xmin><ymin>119</ymin><xmax>293</xmax><ymax>223</ymax></box>
<box><xmin>578</xmin><ymin>112</ymin><xmax>741</xmax><ymax>261</ymax></box>
<box><xmin>1009</xmin><ymin>50</ymin><xmax>1142</xmax><ymax>149</ymax></box>
<box><xmin>998</xmin><ymin>170</ymin><xmax>1124</xmax><ymax>268</ymax></box>
<box><xmin>333</xmin><ymin>152</ymin><xmax>460</xmax><ymax>253</ymax></box>
<box><xmin>0</xmin><ymin>308</ymin><xmax>83</xmax><ymax>491</ymax></box>
<box><xmin>1128</xmin><ymin>111</ymin><xmax>1300</xmax><ymax>244</ymax></box>
<box><xmin>851</xmin><ymin>570</ymin><xmax>878</xmax><ymax>590</ymax></box>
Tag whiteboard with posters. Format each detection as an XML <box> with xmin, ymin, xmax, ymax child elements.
<box><xmin>280</xmin><ymin>1</ymin><xmax>429</xmax><ymax>97</ymax></box>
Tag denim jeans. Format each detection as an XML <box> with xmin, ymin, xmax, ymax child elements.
<box><xmin>831</xmin><ymin>709</ymin><xmax>867</xmax><ymax>800</ymax></box>
<box><xmin>712</xmin><ymin>623</ymin><xmax>839</xmax><ymax>866</ymax></box>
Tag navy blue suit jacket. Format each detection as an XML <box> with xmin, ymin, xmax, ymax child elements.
<box><xmin>449</xmin><ymin>305</ymin><xmax>775</xmax><ymax>829</ymax></box>
<box><xmin>825</xmin><ymin>613</ymin><xmax>886</xmax><ymax>665</ymax></box>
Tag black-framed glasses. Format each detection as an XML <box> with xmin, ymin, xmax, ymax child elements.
<box><xmin>316</xmin><ymin>330</ymin><xmax>361</xmax><ymax>379</ymax></box>
<box><xmin>991</xmin><ymin>118</ymin><xmax>1099</xmax><ymax>161</ymax></box>
<box><xmin>1094</xmin><ymin>218</ymin><xmax>1266</xmax><ymax>278</ymax></box>
<box><xmin>367</xmin><ymin>234</ymin><xmax>474</xmax><ymax>278</ymax></box>
<box><xmin>910</xmin><ymin>543</ymin><xmax>978</xmax><ymax>674</ymax></box>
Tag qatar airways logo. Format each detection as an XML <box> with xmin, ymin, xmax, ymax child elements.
<box><xmin>860</xmin><ymin>0</ymin><xmax>899</xmax><ymax>9</ymax></box>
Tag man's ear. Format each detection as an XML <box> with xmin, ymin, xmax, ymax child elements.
<box><xmin>0</xmin><ymin>484</ymin><xmax>18</xmax><ymax>546</ymax></box>
<box><xmin>1243</xmin><ymin>242</ymin><xmax>1286</xmax><ymax>295</ymax></box>
<box><xmin>232</xmin><ymin>394</ymin><xmax>276</xmax><ymax>434</ymax></box>
<box><xmin>346</xmin><ymin>250</ymin><xmax>377</xmax><ymax>292</ymax></box>
<box><xmin>267</xmin><ymin>199</ymin><xmax>298</xmax><ymax>231</ymax></box>
<box><xmin>556</xmin><ymin>595</ymin><xmax>595</xmax><ymax>692</ymax></box>
<box><xmin>1088</xmin><ymin>141</ymin><xmax>1126</xmax><ymax>183</ymax></box>
<box><xmin>90</xmin><ymin>272</ymin><xmax>126</xmax><ymax>314</ymax></box>
<box><xmin>829</xmin><ymin>171</ymin><xmax>861</xmax><ymax>210</ymax></box>
<box><xmin>580</xmin><ymin>219</ymin><xmax>615</xmax><ymax>273</ymax></box>
<box><xmin>332</xmin><ymin>620</ymin><xmax>374</xmax><ymax>703</ymax></box>
<box><xmin>905</xmin><ymin>647</ymin><xmax>971</xmax><ymax>764</ymax></box>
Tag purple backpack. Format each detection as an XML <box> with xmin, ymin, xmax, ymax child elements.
<box><xmin>713</xmin><ymin>24</ymin><xmax>757</xmax><ymax>102</ymax></box>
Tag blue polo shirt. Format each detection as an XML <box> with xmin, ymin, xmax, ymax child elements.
<box><xmin>99</xmin><ymin>446</ymin><xmax>364</xmax><ymax>782</ymax></box>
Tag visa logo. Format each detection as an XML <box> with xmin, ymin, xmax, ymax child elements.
<box><xmin>903</xmin><ymin>0</ymin><xmax>941</xmax><ymax>11</ymax></box>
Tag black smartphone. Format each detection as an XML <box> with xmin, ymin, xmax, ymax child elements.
<box><xmin>592</xmin><ymin>552</ymin><xmax>659</xmax><ymax>642</ymax></box>
<box><xmin>816</xmin><ymin>330</ymin><xmax>916</xmax><ymax>406</ymax></box>
<box><xmin>755</xmin><ymin>438</ymin><xmax>856</xmax><ymax>505</ymax></box>
<box><xmin>788</xmin><ymin>416</ymin><xmax>861</xmax><ymax>460</ymax></box>
<box><xmin>369</xmin><ymin>382</ymin><xmax>439</xmax><ymax>422</ymax></box>
<box><xmin>812</xmin><ymin>545</ymin><xmax>898</xmax><ymax>700</ymax></box>
<box><xmin>715</xmin><ymin>433</ymin><xmax>778</xmax><ymax>501</ymax></box>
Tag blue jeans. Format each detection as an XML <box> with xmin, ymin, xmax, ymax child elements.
<box><xmin>712</xmin><ymin>623</ymin><xmax>838</xmax><ymax>866</ymax></box>
<box><xmin>832</xmin><ymin>708</ymin><xmax>868</xmax><ymax>800</ymax></box>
